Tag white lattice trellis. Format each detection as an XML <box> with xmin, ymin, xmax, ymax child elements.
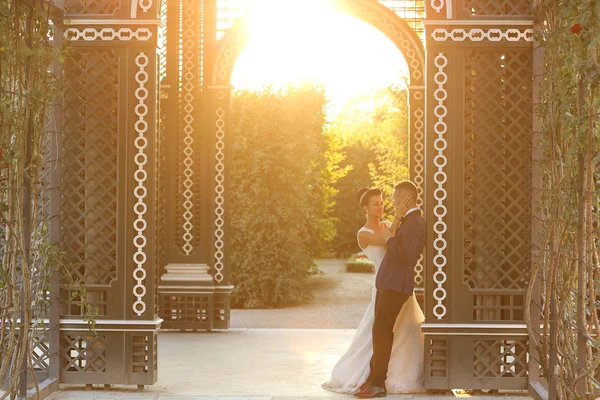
<box><xmin>432</xmin><ymin>53</ymin><xmax>448</xmax><ymax>320</ymax></box>
<box><xmin>214</xmin><ymin>104</ymin><xmax>226</xmax><ymax>283</ymax></box>
<box><xmin>130</xmin><ymin>0</ymin><xmax>152</xmax><ymax>17</ymax></box>
<box><xmin>64</xmin><ymin>27</ymin><xmax>153</xmax><ymax>41</ymax></box>
<box><xmin>431</xmin><ymin>28</ymin><xmax>533</xmax><ymax>42</ymax></box>
<box><xmin>132</xmin><ymin>52</ymin><xmax>149</xmax><ymax>316</ymax></box>
<box><xmin>181</xmin><ymin>0</ymin><xmax>197</xmax><ymax>256</ymax></box>
<box><xmin>431</xmin><ymin>0</ymin><xmax>445</xmax><ymax>13</ymax></box>
<box><xmin>412</xmin><ymin>89</ymin><xmax>425</xmax><ymax>288</ymax></box>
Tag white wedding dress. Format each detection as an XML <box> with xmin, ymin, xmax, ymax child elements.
<box><xmin>322</xmin><ymin>226</ymin><xmax>425</xmax><ymax>394</ymax></box>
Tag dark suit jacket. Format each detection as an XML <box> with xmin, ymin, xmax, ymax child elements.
<box><xmin>375</xmin><ymin>209</ymin><xmax>426</xmax><ymax>295</ymax></box>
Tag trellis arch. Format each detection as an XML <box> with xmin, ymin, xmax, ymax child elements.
<box><xmin>205</xmin><ymin>0</ymin><xmax>427</xmax><ymax>297</ymax></box>
<box><xmin>212</xmin><ymin>0</ymin><xmax>425</xmax><ymax>87</ymax></box>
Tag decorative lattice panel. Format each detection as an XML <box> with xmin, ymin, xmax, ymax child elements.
<box><xmin>65</xmin><ymin>0</ymin><xmax>121</xmax><ymax>15</ymax></box>
<box><xmin>60</xmin><ymin>335</ymin><xmax>107</xmax><ymax>372</ymax></box>
<box><xmin>462</xmin><ymin>0</ymin><xmax>531</xmax><ymax>16</ymax></box>
<box><xmin>175</xmin><ymin>0</ymin><xmax>203</xmax><ymax>256</ymax></box>
<box><xmin>158</xmin><ymin>0</ymin><xmax>168</xmax><ymax>82</ymax></box>
<box><xmin>132</xmin><ymin>335</ymin><xmax>155</xmax><ymax>373</ymax></box>
<box><xmin>31</xmin><ymin>330</ymin><xmax>51</xmax><ymax>373</ymax></box>
<box><xmin>156</xmin><ymin>0</ymin><xmax>168</xmax><ymax>315</ymax></box>
<box><xmin>61</xmin><ymin>289</ymin><xmax>108</xmax><ymax>316</ymax></box>
<box><xmin>61</xmin><ymin>50</ymin><xmax>119</xmax><ymax>286</ymax></box>
<box><xmin>161</xmin><ymin>294</ymin><xmax>212</xmax><ymax>323</ymax></box>
<box><xmin>473</xmin><ymin>294</ymin><xmax>524</xmax><ymax>321</ymax></box>
<box><xmin>213</xmin><ymin>0</ymin><xmax>424</xmax><ymax>42</ymax></box>
<box><xmin>429</xmin><ymin>339</ymin><xmax>448</xmax><ymax>378</ymax></box>
<box><xmin>474</xmin><ymin>340</ymin><xmax>528</xmax><ymax>378</ymax></box>
<box><xmin>463</xmin><ymin>51</ymin><xmax>532</xmax><ymax>292</ymax></box>
<box><xmin>157</xmin><ymin>91</ymin><xmax>166</xmax><ymax>316</ymax></box>
<box><xmin>216</xmin><ymin>0</ymin><xmax>249</xmax><ymax>40</ymax></box>
<box><xmin>378</xmin><ymin>0</ymin><xmax>425</xmax><ymax>41</ymax></box>
<box><xmin>214</xmin><ymin>293</ymin><xmax>230</xmax><ymax>327</ymax></box>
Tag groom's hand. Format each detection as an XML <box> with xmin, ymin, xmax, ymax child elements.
<box><xmin>394</xmin><ymin>196</ymin><xmax>412</xmax><ymax>219</ymax></box>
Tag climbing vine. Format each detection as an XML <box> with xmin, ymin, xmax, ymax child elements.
<box><xmin>0</xmin><ymin>0</ymin><xmax>62</xmax><ymax>397</ymax></box>
<box><xmin>527</xmin><ymin>0</ymin><xmax>600</xmax><ymax>398</ymax></box>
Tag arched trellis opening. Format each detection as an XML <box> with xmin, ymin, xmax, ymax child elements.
<box><xmin>202</xmin><ymin>0</ymin><xmax>428</xmax><ymax>308</ymax></box>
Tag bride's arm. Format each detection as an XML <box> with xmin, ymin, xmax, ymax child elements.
<box><xmin>358</xmin><ymin>231</ymin><xmax>387</xmax><ymax>248</ymax></box>
<box><xmin>387</xmin><ymin>216</ymin><xmax>402</xmax><ymax>235</ymax></box>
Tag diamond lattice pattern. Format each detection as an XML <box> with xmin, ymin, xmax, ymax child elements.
<box><xmin>61</xmin><ymin>50</ymin><xmax>119</xmax><ymax>286</ymax></box>
<box><xmin>65</xmin><ymin>0</ymin><xmax>121</xmax><ymax>15</ymax></box>
<box><xmin>463</xmin><ymin>51</ymin><xmax>532</xmax><ymax>290</ymax></box>
<box><xmin>474</xmin><ymin>340</ymin><xmax>528</xmax><ymax>378</ymax></box>
<box><xmin>463</xmin><ymin>0</ymin><xmax>531</xmax><ymax>16</ymax></box>
<box><xmin>60</xmin><ymin>335</ymin><xmax>107</xmax><ymax>372</ymax></box>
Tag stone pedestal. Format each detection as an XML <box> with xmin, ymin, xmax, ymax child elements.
<box><xmin>158</xmin><ymin>264</ymin><xmax>231</xmax><ymax>330</ymax></box>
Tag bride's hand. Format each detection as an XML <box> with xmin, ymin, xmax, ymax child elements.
<box><xmin>381</xmin><ymin>228</ymin><xmax>394</xmax><ymax>241</ymax></box>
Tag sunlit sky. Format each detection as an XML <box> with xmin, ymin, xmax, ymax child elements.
<box><xmin>231</xmin><ymin>0</ymin><xmax>409</xmax><ymax>117</ymax></box>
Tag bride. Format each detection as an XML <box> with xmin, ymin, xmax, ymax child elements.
<box><xmin>322</xmin><ymin>187</ymin><xmax>425</xmax><ymax>395</ymax></box>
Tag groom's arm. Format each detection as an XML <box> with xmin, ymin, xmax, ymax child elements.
<box><xmin>385</xmin><ymin>223</ymin><xmax>421</xmax><ymax>264</ymax></box>
<box><xmin>400</xmin><ymin>226</ymin><xmax>421</xmax><ymax>265</ymax></box>
<box><xmin>385</xmin><ymin>231</ymin><xmax>404</xmax><ymax>260</ymax></box>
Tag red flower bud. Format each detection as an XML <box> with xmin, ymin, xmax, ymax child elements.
<box><xmin>571</xmin><ymin>24</ymin><xmax>583</xmax><ymax>35</ymax></box>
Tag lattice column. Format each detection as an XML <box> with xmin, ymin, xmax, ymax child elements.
<box><xmin>157</xmin><ymin>0</ymin><xmax>230</xmax><ymax>330</ymax></box>
<box><xmin>59</xmin><ymin>0</ymin><xmax>160</xmax><ymax>387</ymax></box>
<box><xmin>172</xmin><ymin>0</ymin><xmax>203</xmax><ymax>260</ymax></box>
<box><xmin>409</xmin><ymin>86</ymin><xmax>426</xmax><ymax>306</ymax></box>
<box><xmin>203</xmin><ymin>84</ymin><xmax>234</xmax><ymax>329</ymax></box>
<box><xmin>422</xmin><ymin>0</ymin><xmax>534</xmax><ymax>390</ymax></box>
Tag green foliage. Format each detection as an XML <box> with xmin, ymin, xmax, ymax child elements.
<box><xmin>0</xmin><ymin>0</ymin><xmax>66</xmax><ymax>396</ymax></box>
<box><xmin>330</xmin><ymin>85</ymin><xmax>410</xmax><ymax>256</ymax></box>
<box><xmin>229</xmin><ymin>85</ymin><xmax>346</xmax><ymax>308</ymax></box>
<box><xmin>329</xmin><ymin>141</ymin><xmax>375</xmax><ymax>256</ymax></box>
<box><xmin>367</xmin><ymin>85</ymin><xmax>410</xmax><ymax>222</ymax></box>
<box><xmin>528</xmin><ymin>0</ymin><xmax>600</xmax><ymax>398</ymax></box>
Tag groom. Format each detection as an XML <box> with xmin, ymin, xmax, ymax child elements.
<box><xmin>354</xmin><ymin>180</ymin><xmax>426</xmax><ymax>399</ymax></box>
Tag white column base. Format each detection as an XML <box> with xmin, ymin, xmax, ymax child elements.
<box><xmin>160</xmin><ymin>263</ymin><xmax>214</xmax><ymax>283</ymax></box>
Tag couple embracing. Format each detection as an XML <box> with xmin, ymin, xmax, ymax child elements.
<box><xmin>322</xmin><ymin>180</ymin><xmax>426</xmax><ymax>398</ymax></box>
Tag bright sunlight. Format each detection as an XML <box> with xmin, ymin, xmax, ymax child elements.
<box><xmin>231</xmin><ymin>0</ymin><xmax>409</xmax><ymax>117</ymax></box>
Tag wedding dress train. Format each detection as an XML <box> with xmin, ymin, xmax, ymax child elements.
<box><xmin>322</xmin><ymin>226</ymin><xmax>425</xmax><ymax>394</ymax></box>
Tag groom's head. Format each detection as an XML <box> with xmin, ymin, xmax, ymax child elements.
<box><xmin>393</xmin><ymin>180</ymin><xmax>418</xmax><ymax>208</ymax></box>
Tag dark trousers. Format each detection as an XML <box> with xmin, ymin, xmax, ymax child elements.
<box><xmin>367</xmin><ymin>289</ymin><xmax>410</xmax><ymax>387</ymax></box>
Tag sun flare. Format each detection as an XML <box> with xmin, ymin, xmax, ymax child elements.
<box><xmin>231</xmin><ymin>0</ymin><xmax>409</xmax><ymax>116</ymax></box>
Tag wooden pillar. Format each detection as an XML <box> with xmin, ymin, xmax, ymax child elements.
<box><xmin>422</xmin><ymin>0</ymin><xmax>534</xmax><ymax>390</ymax></box>
<box><xmin>204</xmin><ymin>84</ymin><xmax>234</xmax><ymax>328</ymax></box>
<box><xmin>158</xmin><ymin>0</ymin><xmax>232</xmax><ymax>330</ymax></box>
<box><xmin>409</xmin><ymin>85</ymin><xmax>426</xmax><ymax>307</ymax></box>
<box><xmin>60</xmin><ymin>0</ymin><xmax>160</xmax><ymax>386</ymax></box>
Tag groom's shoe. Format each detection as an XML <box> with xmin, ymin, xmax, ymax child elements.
<box><xmin>355</xmin><ymin>380</ymin><xmax>372</xmax><ymax>394</ymax></box>
<box><xmin>354</xmin><ymin>383</ymin><xmax>386</xmax><ymax>398</ymax></box>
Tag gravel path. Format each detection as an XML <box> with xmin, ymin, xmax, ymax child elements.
<box><xmin>231</xmin><ymin>258</ymin><xmax>374</xmax><ymax>329</ymax></box>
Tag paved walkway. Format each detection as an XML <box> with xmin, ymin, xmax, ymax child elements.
<box><xmin>47</xmin><ymin>329</ymin><xmax>530</xmax><ymax>400</ymax></box>
<box><xmin>231</xmin><ymin>259</ymin><xmax>374</xmax><ymax>329</ymax></box>
<box><xmin>46</xmin><ymin>262</ymin><xmax>531</xmax><ymax>399</ymax></box>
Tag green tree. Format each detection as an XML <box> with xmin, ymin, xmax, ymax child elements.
<box><xmin>229</xmin><ymin>85</ymin><xmax>346</xmax><ymax>308</ymax></box>
<box><xmin>330</xmin><ymin>85</ymin><xmax>410</xmax><ymax>256</ymax></box>
<box><xmin>368</xmin><ymin>85</ymin><xmax>410</xmax><ymax>222</ymax></box>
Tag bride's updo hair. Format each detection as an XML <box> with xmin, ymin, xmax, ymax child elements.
<box><xmin>356</xmin><ymin>187</ymin><xmax>382</xmax><ymax>210</ymax></box>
